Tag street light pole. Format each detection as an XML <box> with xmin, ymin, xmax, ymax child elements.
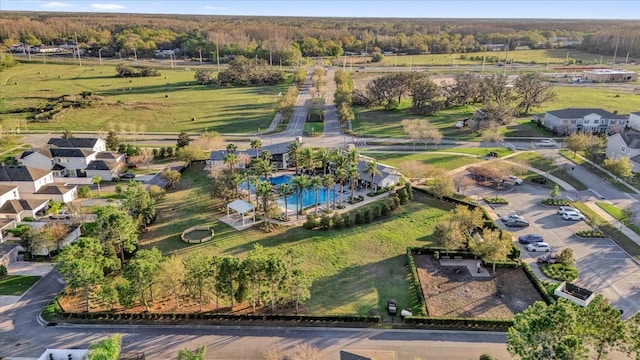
<box><xmin>98</xmin><ymin>48</ymin><xmax>103</xmax><ymax>66</ymax></box>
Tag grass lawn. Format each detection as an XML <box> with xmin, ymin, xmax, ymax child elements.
<box><xmin>0</xmin><ymin>275</ymin><xmax>40</xmax><ymax>295</ymax></box>
<box><xmin>2</xmin><ymin>63</ymin><xmax>289</xmax><ymax>133</ymax></box>
<box><xmin>559</xmin><ymin>149</ymin><xmax>636</xmax><ymax>193</ymax></box>
<box><xmin>573</xmin><ymin>203</ymin><xmax>640</xmax><ymax>260</ymax></box>
<box><xmin>596</xmin><ymin>202</ymin><xmax>640</xmax><ymax>237</ymax></box>
<box><xmin>304</xmin><ymin>122</ymin><xmax>324</xmax><ymax>136</ymax></box>
<box><xmin>364</xmin><ymin>151</ymin><xmax>483</xmax><ymax>171</ymax></box>
<box><xmin>509</xmin><ymin>152</ymin><xmax>587</xmax><ymax>191</ymax></box>
<box><xmin>141</xmin><ymin>164</ymin><xmax>452</xmax><ymax>315</ymax></box>
<box><xmin>538</xmin><ymin>86</ymin><xmax>640</xmax><ymax>115</ymax></box>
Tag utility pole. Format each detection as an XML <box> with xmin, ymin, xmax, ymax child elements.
<box><xmin>215</xmin><ymin>33</ymin><xmax>221</xmax><ymax>72</ymax></box>
<box><xmin>98</xmin><ymin>48</ymin><xmax>103</xmax><ymax>66</ymax></box>
<box><xmin>612</xmin><ymin>38</ymin><xmax>620</xmax><ymax>69</ymax></box>
<box><xmin>199</xmin><ymin>49</ymin><xmax>202</xmax><ymax>63</ymax></box>
<box><xmin>170</xmin><ymin>53</ymin><xmax>174</xmax><ymax>69</ymax></box>
<box><xmin>74</xmin><ymin>33</ymin><xmax>81</xmax><ymax>66</ymax></box>
<box><xmin>133</xmin><ymin>48</ymin><xmax>137</xmax><ymax>61</ymax></box>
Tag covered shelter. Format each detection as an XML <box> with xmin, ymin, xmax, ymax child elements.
<box><xmin>226</xmin><ymin>199</ymin><xmax>255</xmax><ymax>226</ymax></box>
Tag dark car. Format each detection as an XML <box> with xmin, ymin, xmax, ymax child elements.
<box><xmin>127</xmin><ymin>163</ymin><xmax>139</xmax><ymax>169</ymax></box>
<box><xmin>537</xmin><ymin>253</ymin><xmax>559</xmax><ymax>264</ymax></box>
<box><xmin>518</xmin><ymin>234</ymin><xmax>544</xmax><ymax>244</ymax></box>
<box><xmin>120</xmin><ymin>173</ymin><xmax>135</xmax><ymax>179</ymax></box>
<box><xmin>487</xmin><ymin>151</ymin><xmax>499</xmax><ymax>158</ymax></box>
<box><xmin>505</xmin><ymin>218</ymin><xmax>529</xmax><ymax>227</ymax></box>
<box><xmin>387</xmin><ymin>299</ymin><xmax>397</xmax><ymax>315</ymax></box>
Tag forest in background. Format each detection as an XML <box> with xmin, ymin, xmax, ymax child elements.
<box><xmin>0</xmin><ymin>12</ymin><xmax>639</xmax><ymax>64</ymax></box>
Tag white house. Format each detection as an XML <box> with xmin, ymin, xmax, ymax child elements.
<box><xmin>606</xmin><ymin>130</ymin><xmax>640</xmax><ymax>173</ymax></box>
<box><xmin>541</xmin><ymin>108</ymin><xmax>628</xmax><ymax>135</ymax></box>
<box><xmin>0</xmin><ymin>184</ymin><xmax>48</xmax><ymax>223</ymax></box>
<box><xmin>0</xmin><ymin>165</ymin><xmax>77</xmax><ymax>203</ymax></box>
<box><xmin>84</xmin><ymin>160</ymin><xmax>123</xmax><ymax>181</ymax></box>
<box><xmin>47</xmin><ymin>137</ymin><xmax>106</xmax><ymax>152</ymax></box>
<box><xmin>356</xmin><ymin>156</ymin><xmax>402</xmax><ymax>190</ymax></box>
<box><xmin>628</xmin><ymin>112</ymin><xmax>640</xmax><ymax>131</ymax></box>
<box><xmin>17</xmin><ymin>150</ymin><xmax>53</xmax><ymax>171</ymax></box>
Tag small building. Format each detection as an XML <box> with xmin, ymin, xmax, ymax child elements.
<box><xmin>540</xmin><ymin>108</ymin><xmax>628</xmax><ymax>135</ymax></box>
<box><xmin>356</xmin><ymin>156</ymin><xmax>402</xmax><ymax>190</ymax></box>
<box><xmin>208</xmin><ymin>142</ymin><xmax>289</xmax><ymax>170</ymax></box>
<box><xmin>582</xmin><ymin>69</ymin><xmax>637</xmax><ymax>83</ymax></box>
<box><xmin>84</xmin><ymin>160</ymin><xmax>123</xmax><ymax>181</ymax></box>
<box><xmin>606</xmin><ymin>130</ymin><xmax>640</xmax><ymax>173</ymax></box>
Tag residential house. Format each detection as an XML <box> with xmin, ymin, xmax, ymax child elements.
<box><xmin>85</xmin><ymin>160</ymin><xmax>123</xmax><ymax>180</ymax></box>
<box><xmin>47</xmin><ymin>137</ymin><xmax>106</xmax><ymax>152</ymax></box>
<box><xmin>540</xmin><ymin>108</ymin><xmax>628</xmax><ymax>135</ymax></box>
<box><xmin>0</xmin><ymin>184</ymin><xmax>48</xmax><ymax>223</ymax></box>
<box><xmin>0</xmin><ymin>165</ymin><xmax>77</xmax><ymax>204</ymax></box>
<box><xmin>628</xmin><ymin>112</ymin><xmax>640</xmax><ymax>131</ymax></box>
<box><xmin>356</xmin><ymin>156</ymin><xmax>402</xmax><ymax>190</ymax></box>
<box><xmin>606</xmin><ymin>130</ymin><xmax>640</xmax><ymax>173</ymax></box>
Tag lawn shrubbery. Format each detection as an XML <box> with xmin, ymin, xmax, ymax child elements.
<box><xmin>541</xmin><ymin>263</ymin><xmax>579</xmax><ymax>282</ymax></box>
<box><xmin>575</xmin><ymin>229</ymin><xmax>605</xmax><ymax>238</ymax></box>
<box><xmin>304</xmin><ymin>195</ymin><xmax>401</xmax><ymax>230</ymax></box>
<box><xmin>541</xmin><ymin>198</ymin><xmax>571</xmax><ymax>206</ymax></box>
<box><xmin>483</xmin><ymin>197</ymin><xmax>508</xmax><ymax>205</ymax></box>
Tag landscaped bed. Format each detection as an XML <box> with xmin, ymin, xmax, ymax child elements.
<box><xmin>414</xmin><ymin>255</ymin><xmax>542</xmax><ymax>319</ymax></box>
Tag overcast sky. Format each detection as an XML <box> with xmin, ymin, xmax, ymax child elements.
<box><xmin>1</xmin><ymin>0</ymin><xmax>639</xmax><ymax>19</ymax></box>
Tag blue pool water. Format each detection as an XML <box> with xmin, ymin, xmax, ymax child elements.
<box><xmin>245</xmin><ymin>175</ymin><xmax>338</xmax><ymax>211</ymax></box>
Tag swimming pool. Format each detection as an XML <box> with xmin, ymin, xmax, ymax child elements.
<box><xmin>246</xmin><ymin>175</ymin><xmax>338</xmax><ymax>211</ymax></box>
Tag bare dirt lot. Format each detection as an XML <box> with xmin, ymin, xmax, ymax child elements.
<box><xmin>414</xmin><ymin>254</ymin><xmax>543</xmax><ymax>319</ymax></box>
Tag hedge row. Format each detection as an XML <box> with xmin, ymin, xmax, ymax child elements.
<box><xmin>522</xmin><ymin>263</ymin><xmax>555</xmax><ymax>305</ymax></box>
<box><xmin>58</xmin><ymin>312</ymin><xmax>381</xmax><ymax>324</ymax></box>
<box><xmin>404</xmin><ymin>316</ymin><xmax>514</xmax><ymax>331</ymax></box>
<box><xmin>406</xmin><ymin>247</ymin><xmax>427</xmax><ymax>316</ymax></box>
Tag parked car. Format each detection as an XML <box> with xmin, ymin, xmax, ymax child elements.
<box><xmin>535</xmin><ymin>139</ymin><xmax>558</xmax><ymax>147</ymax></box>
<box><xmin>455</xmin><ymin>120</ymin><xmax>465</xmax><ymax>128</ymax></box>
<box><xmin>518</xmin><ymin>234</ymin><xmax>544</xmax><ymax>244</ymax></box>
<box><xmin>387</xmin><ymin>299</ymin><xmax>397</xmax><ymax>315</ymax></box>
<box><xmin>508</xmin><ymin>175</ymin><xmax>523</xmax><ymax>185</ymax></box>
<box><xmin>562</xmin><ymin>212</ymin><xmax>585</xmax><ymax>221</ymax></box>
<box><xmin>557</xmin><ymin>206</ymin><xmax>580</xmax><ymax>215</ymax></box>
<box><xmin>537</xmin><ymin>253</ymin><xmax>559</xmax><ymax>264</ymax></box>
<box><xmin>49</xmin><ymin>210</ymin><xmax>71</xmax><ymax>220</ymax></box>
<box><xmin>526</xmin><ymin>242</ymin><xmax>552</xmax><ymax>252</ymax></box>
<box><xmin>501</xmin><ymin>213</ymin><xmax>525</xmax><ymax>222</ymax></box>
<box><xmin>120</xmin><ymin>173</ymin><xmax>136</xmax><ymax>179</ymax></box>
<box><xmin>126</xmin><ymin>163</ymin><xmax>139</xmax><ymax>169</ymax></box>
<box><xmin>505</xmin><ymin>218</ymin><xmax>530</xmax><ymax>227</ymax></box>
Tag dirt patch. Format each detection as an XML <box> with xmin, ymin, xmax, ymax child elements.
<box><xmin>414</xmin><ymin>254</ymin><xmax>542</xmax><ymax>319</ymax></box>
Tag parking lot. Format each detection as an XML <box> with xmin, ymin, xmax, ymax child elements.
<box><xmin>468</xmin><ymin>182</ymin><xmax>640</xmax><ymax>318</ymax></box>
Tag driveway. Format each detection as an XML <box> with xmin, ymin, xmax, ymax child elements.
<box><xmin>467</xmin><ymin>182</ymin><xmax>640</xmax><ymax>318</ymax></box>
<box><xmin>0</xmin><ymin>262</ymin><xmax>55</xmax><ymax>311</ymax></box>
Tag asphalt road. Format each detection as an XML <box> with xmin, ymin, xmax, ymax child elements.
<box><xmin>0</xmin><ymin>271</ymin><xmax>511</xmax><ymax>359</ymax></box>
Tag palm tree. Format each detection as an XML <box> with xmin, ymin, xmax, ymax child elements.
<box><xmin>322</xmin><ymin>174</ymin><xmax>336</xmax><ymax>211</ymax></box>
<box><xmin>178</xmin><ymin>345</ymin><xmax>207</xmax><ymax>360</ymax></box>
<box><xmin>91</xmin><ymin>175</ymin><xmax>102</xmax><ymax>195</ymax></box>
<box><xmin>346</xmin><ymin>148</ymin><xmax>359</xmax><ymax>166</ymax></box>
<box><xmin>278</xmin><ymin>183</ymin><xmax>295</xmax><ymax>220</ymax></box>
<box><xmin>286</xmin><ymin>141</ymin><xmax>302</xmax><ymax>174</ymax></box>
<box><xmin>226</xmin><ymin>143</ymin><xmax>237</xmax><ymax>154</ymax></box>
<box><xmin>291</xmin><ymin>175</ymin><xmax>310</xmax><ymax>219</ymax></box>
<box><xmin>223</xmin><ymin>152</ymin><xmax>238</xmax><ymax>173</ymax></box>
<box><xmin>364</xmin><ymin>160</ymin><xmax>382</xmax><ymax>193</ymax></box>
<box><xmin>251</xmin><ymin>158</ymin><xmax>272</xmax><ymax>181</ymax></box>
<box><xmin>335</xmin><ymin>166</ymin><xmax>348</xmax><ymax>207</ymax></box>
<box><xmin>314</xmin><ymin>147</ymin><xmax>330</xmax><ymax>175</ymax></box>
<box><xmin>250</xmin><ymin>138</ymin><xmax>262</xmax><ymax>158</ymax></box>
<box><xmin>244</xmin><ymin>171</ymin><xmax>259</xmax><ymax>205</ymax></box>
<box><xmin>299</xmin><ymin>147</ymin><xmax>316</xmax><ymax>175</ymax></box>
<box><xmin>311</xmin><ymin>176</ymin><xmax>322</xmax><ymax>214</ymax></box>
<box><xmin>348</xmin><ymin>163</ymin><xmax>359</xmax><ymax>203</ymax></box>
<box><xmin>255</xmin><ymin>180</ymin><xmax>274</xmax><ymax>226</ymax></box>
<box><xmin>260</xmin><ymin>149</ymin><xmax>272</xmax><ymax>162</ymax></box>
<box><xmin>229</xmin><ymin>172</ymin><xmax>244</xmax><ymax>198</ymax></box>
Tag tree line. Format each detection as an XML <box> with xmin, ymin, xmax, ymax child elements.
<box><xmin>2</xmin><ymin>13</ymin><xmax>638</xmax><ymax>62</ymax></box>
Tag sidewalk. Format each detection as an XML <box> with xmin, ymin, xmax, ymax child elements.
<box><xmin>585</xmin><ymin>201</ymin><xmax>640</xmax><ymax>247</ymax></box>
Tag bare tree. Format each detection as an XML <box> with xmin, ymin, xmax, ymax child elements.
<box><xmin>129</xmin><ymin>148</ymin><xmax>154</xmax><ymax>170</ymax></box>
<box><xmin>454</xmin><ymin>175</ymin><xmax>475</xmax><ymax>195</ymax></box>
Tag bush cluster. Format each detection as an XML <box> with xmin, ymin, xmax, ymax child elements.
<box><xmin>575</xmin><ymin>229</ymin><xmax>605</xmax><ymax>238</ymax></box>
<box><xmin>541</xmin><ymin>263</ymin><xmax>579</xmax><ymax>282</ymax></box>
<box><xmin>303</xmin><ymin>195</ymin><xmax>400</xmax><ymax>230</ymax></box>
<box><xmin>541</xmin><ymin>198</ymin><xmax>571</xmax><ymax>206</ymax></box>
<box><xmin>406</xmin><ymin>248</ymin><xmax>427</xmax><ymax>315</ymax></box>
<box><xmin>116</xmin><ymin>64</ymin><xmax>160</xmax><ymax>77</ymax></box>
<box><xmin>482</xmin><ymin>197</ymin><xmax>508</xmax><ymax>204</ymax></box>
<box><xmin>522</xmin><ymin>263</ymin><xmax>556</xmax><ymax>304</ymax></box>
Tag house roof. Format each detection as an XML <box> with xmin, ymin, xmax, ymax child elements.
<box><xmin>0</xmin><ymin>185</ymin><xmax>18</xmax><ymax>195</ymax></box>
<box><xmin>49</xmin><ymin>148</ymin><xmax>94</xmax><ymax>158</ymax></box>
<box><xmin>52</xmin><ymin>163</ymin><xmax>67</xmax><ymax>170</ymax></box>
<box><xmin>35</xmin><ymin>184</ymin><xmax>76</xmax><ymax>195</ymax></box>
<box><xmin>620</xmin><ymin>130</ymin><xmax>640</xmax><ymax>149</ymax></box>
<box><xmin>0</xmin><ymin>199</ymin><xmax>48</xmax><ymax>214</ymax></box>
<box><xmin>227</xmin><ymin>199</ymin><xmax>254</xmax><ymax>214</ymax></box>
<box><xmin>95</xmin><ymin>152</ymin><xmax>123</xmax><ymax>160</ymax></box>
<box><xmin>0</xmin><ymin>165</ymin><xmax>51</xmax><ymax>182</ymax></box>
<box><xmin>632</xmin><ymin>112</ymin><xmax>640</xmax><ymax>116</ymax></box>
<box><xmin>546</xmin><ymin>108</ymin><xmax>627</xmax><ymax>120</ymax></box>
<box><xmin>85</xmin><ymin>160</ymin><xmax>119</xmax><ymax>171</ymax></box>
<box><xmin>47</xmin><ymin>137</ymin><xmax>101</xmax><ymax>149</ymax></box>
<box><xmin>19</xmin><ymin>149</ymin><xmax>53</xmax><ymax>159</ymax></box>
<box><xmin>630</xmin><ymin>154</ymin><xmax>640</xmax><ymax>165</ymax></box>
<box><xmin>356</xmin><ymin>158</ymin><xmax>401</xmax><ymax>184</ymax></box>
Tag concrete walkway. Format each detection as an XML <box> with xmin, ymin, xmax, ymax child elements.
<box><xmin>587</xmin><ymin>201</ymin><xmax>640</xmax><ymax>247</ymax></box>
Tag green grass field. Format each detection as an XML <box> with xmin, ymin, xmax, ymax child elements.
<box><xmin>0</xmin><ymin>275</ymin><xmax>40</xmax><ymax>295</ymax></box>
<box><xmin>140</xmin><ymin>164</ymin><xmax>451</xmax><ymax>315</ymax></box>
<box><xmin>374</xmin><ymin>49</ymin><xmax>638</xmax><ymax>68</ymax></box>
<box><xmin>1</xmin><ymin>63</ymin><xmax>289</xmax><ymax>133</ymax></box>
<box><xmin>596</xmin><ymin>202</ymin><xmax>640</xmax><ymax>237</ymax></box>
<box><xmin>363</xmin><ymin>151</ymin><xmax>497</xmax><ymax>171</ymax></box>
<box><xmin>509</xmin><ymin>152</ymin><xmax>587</xmax><ymax>191</ymax></box>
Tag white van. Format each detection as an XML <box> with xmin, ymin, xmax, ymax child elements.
<box><xmin>508</xmin><ymin>175</ymin><xmax>523</xmax><ymax>185</ymax></box>
<box><xmin>526</xmin><ymin>242</ymin><xmax>551</xmax><ymax>252</ymax></box>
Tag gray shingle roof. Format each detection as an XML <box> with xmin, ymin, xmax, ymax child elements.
<box><xmin>0</xmin><ymin>165</ymin><xmax>51</xmax><ymax>182</ymax></box>
<box><xmin>47</xmin><ymin>137</ymin><xmax>100</xmax><ymax>149</ymax></box>
<box><xmin>0</xmin><ymin>199</ymin><xmax>48</xmax><ymax>214</ymax></box>
<box><xmin>209</xmin><ymin>142</ymin><xmax>289</xmax><ymax>161</ymax></box>
<box><xmin>49</xmin><ymin>148</ymin><xmax>94</xmax><ymax>158</ymax></box>
<box><xmin>35</xmin><ymin>184</ymin><xmax>75</xmax><ymax>195</ymax></box>
<box><xmin>546</xmin><ymin>108</ymin><xmax>628</xmax><ymax>119</ymax></box>
<box><xmin>620</xmin><ymin>130</ymin><xmax>640</xmax><ymax>149</ymax></box>
<box><xmin>19</xmin><ymin>149</ymin><xmax>53</xmax><ymax>159</ymax></box>
<box><xmin>85</xmin><ymin>160</ymin><xmax>119</xmax><ymax>171</ymax></box>
<box><xmin>95</xmin><ymin>152</ymin><xmax>122</xmax><ymax>160</ymax></box>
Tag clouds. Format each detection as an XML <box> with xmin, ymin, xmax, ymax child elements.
<box><xmin>90</xmin><ymin>3</ymin><xmax>125</xmax><ymax>10</ymax></box>
<box><xmin>41</xmin><ymin>2</ymin><xmax>72</xmax><ymax>8</ymax></box>
<box><xmin>204</xmin><ymin>5</ymin><xmax>227</xmax><ymax>11</ymax></box>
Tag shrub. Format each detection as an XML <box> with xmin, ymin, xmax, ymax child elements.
<box><xmin>319</xmin><ymin>214</ymin><xmax>331</xmax><ymax>230</ymax></box>
<box><xmin>354</xmin><ymin>210</ymin><xmax>364</xmax><ymax>225</ymax></box>
<box><xmin>541</xmin><ymin>198</ymin><xmax>571</xmax><ymax>206</ymax></box>
<box><xmin>479</xmin><ymin>354</ymin><xmax>493</xmax><ymax>360</ymax></box>
<box><xmin>541</xmin><ymin>263</ymin><xmax>578</xmax><ymax>282</ymax></box>
<box><xmin>363</xmin><ymin>209</ymin><xmax>372</xmax><ymax>223</ymax></box>
<box><xmin>331</xmin><ymin>213</ymin><xmax>342</xmax><ymax>229</ymax></box>
<box><xmin>159</xmin><ymin>147</ymin><xmax>167</xmax><ymax>158</ymax></box>
<box><xmin>0</xmin><ymin>264</ymin><xmax>7</xmax><ymax>277</ymax></box>
<box><xmin>22</xmin><ymin>216</ymin><xmax>35</xmax><ymax>222</ymax></box>
<box><xmin>373</xmin><ymin>204</ymin><xmax>382</xmax><ymax>219</ymax></box>
<box><xmin>405</xmin><ymin>183</ymin><xmax>414</xmax><ymax>200</ymax></box>
<box><xmin>303</xmin><ymin>214</ymin><xmax>319</xmax><ymax>229</ymax></box>
<box><xmin>575</xmin><ymin>229</ymin><xmax>604</xmax><ymax>238</ymax></box>
<box><xmin>398</xmin><ymin>188</ymin><xmax>408</xmax><ymax>204</ymax></box>
<box><xmin>341</xmin><ymin>213</ymin><xmax>352</xmax><ymax>227</ymax></box>
<box><xmin>78</xmin><ymin>185</ymin><xmax>91</xmax><ymax>198</ymax></box>
<box><xmin>381</xmin><ymin>202</ymin><xmax>391</xmax><ymax>216</ymax></box>
<box><xmin>483</xmin><ymin>197</ymin><xmax>508</xmax><ymax>204</ymax></box>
